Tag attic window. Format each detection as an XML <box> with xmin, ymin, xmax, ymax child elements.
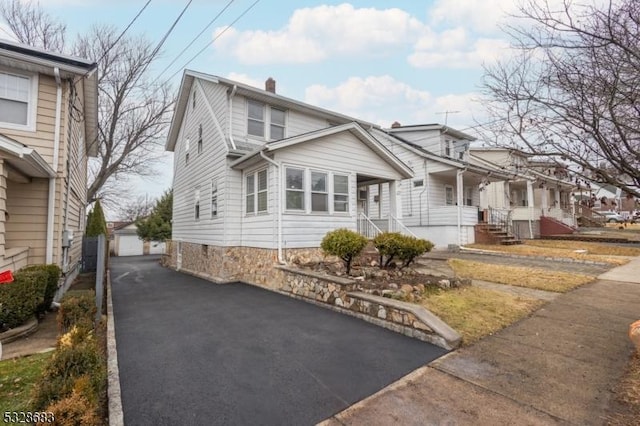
<box><xmin>270</xmin><ymin>107</ymin><xmax>286</xmax><ymax>140</ymax></box>
<box><xmin>0</xmin><ymin>71</ymin><xmax>36</xmax><ymax>130</ymax></box>
<box><xmin>192</xmin><ymin>90</ymin><xmax>196</xmax><ymax>109</ymax></box>
<box><xmin>198</xmin><ymin>124</ymin><xmax>203</xmax><ymax>154</ymax></box>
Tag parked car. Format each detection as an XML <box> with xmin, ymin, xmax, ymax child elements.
<box><xmin>601</xmin><ymin>211</ymin><xmax>624</xmax><ymax>223</ymax></box>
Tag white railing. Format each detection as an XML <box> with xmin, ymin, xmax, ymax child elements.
<box><xmin>358</xmin><ymin>212</ymin><xmax>382</xmax><ymax>239</ymax></box>
<box><xmin>388</xmin><ymin>215</ymin><xmax>418</xmax><ymax>237</ymax></box>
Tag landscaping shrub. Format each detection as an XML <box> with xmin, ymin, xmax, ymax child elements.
<box><xmin>397</xmin><ymin>236</ymin><xmax>434</xmax><ymax>268</ymax></box>
<box><xmin>0</xmin><ymin>269</ymin><xmax>48</xmax><ymax>329</ymax></box>
<box><xmin>31</xmin><ymin>329</ymin><xmax>106</xmax><ymax>411</ymax></box>
<box><xmin>373</xmin><ymin>232</ymin><xmax>404</xmax><ymax>267</ymax></box>
<box><xmin>40</xmin><ymin>389</ymin><xmax>102</xmax><ymax>426</ymax></box>
<box><xmin>21</xmin><ymin>264</ymin><xmax>61</xmax><ymax>316</ymax></box>
<box><xmin>374</xmin><ymin>232</ymin><xmax>433</xmax><ymax>268</ymax></box>
<box><xmin>57</xmin><ymin>290</ymin><xmax>96</xmax><ymax>334</ymax></box>
<box><xmin>321</xmin><ymin>228</ymin><xmax>367</xmax><ymax>274</ymax></box>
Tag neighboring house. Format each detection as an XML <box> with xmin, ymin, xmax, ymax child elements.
<box><xmin>111</xmin><ymin>222</ymin><xmax>165</xmax><ymax>256</ymax></box>
<box><xmin>365</xmin><ymin>124</ymin><xmax>516</xmax><ymax>247</ymax></box>
<box><xmin>165</xmin><ymin>71</ymin><xmax>413</xmax><ymax>285</ymax></box>
<box><xmin>471</xmin><ymin>148</ymin><xmax>576</xmax><ymax>238</ymax></box>
<box><xmin>0</xmin><ymin>40</ymin><xmax>98</xmax><ymax>291</ymax></box>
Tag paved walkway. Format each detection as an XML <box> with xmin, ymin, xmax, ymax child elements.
<box><xmin>0</xmin><ymin>312</ymin><xmax>57</xmax><ymax>360</ymax></box>
<box><xmin>321</xmin><ymin>257</ymin><xmax>640</xmax><ymax>425</ymax></box>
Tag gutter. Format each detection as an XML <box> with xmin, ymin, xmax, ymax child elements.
<box><xmin>259</xmin><ymin>150</ymin><xmax>285</xmax><ymax>264</ymax></box>
<box><xmin>227</xmin><ymin>85</ymin><xmax>237</xmax><ymax>150</ymax></box>
<box><xmin>46</xmin><ymin>67</ymin><xmax>63</xmax><ymax>264</ymax></box>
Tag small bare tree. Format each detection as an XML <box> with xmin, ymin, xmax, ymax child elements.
<box><xmin>0</xmin><ymin>0</ymin><xmax>66</xmax><ymax>52</ymax></box>
<box><xmin>481</xmin><ymin>0</ymin><xmax>640</xmax><ymax>196</ymax></box>
<box><xmin>117</xmin><ymin>194</ymin><xmax>155</xmax><ymax>222</ymax></box>
<box><xmin>0</xmin><ymin>2</ymin><xmax>174</xmax><ymax>204</ymax></box>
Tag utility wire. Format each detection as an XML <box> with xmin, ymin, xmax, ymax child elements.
<box><xmin>163</xmin><ymin>0</ymin><xmax>261</xmax><ymax>84</ymax></box>
<box><xmin>152</xmin><ymin>0</ymin><xmax>236</xmax><ymax>85</ymax></box>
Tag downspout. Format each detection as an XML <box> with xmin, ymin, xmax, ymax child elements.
<box><xmin>227</xmin><ymin>85</ymin><xmax>238</xmax><ymax>150</ymax></box>
<box><xmin>259</xmin><ymin>150</ymin><xmax>284</xmax><ymax>264</ymax></box>
<box><xmin>62</xmin><ymin>80</ymin><xmax>75</xmax><ymax>272</ymax></box>
<box><xmin>46</xmin><ymin>67</ymin><xmax>63</xmax><ymax>264</ymax></box>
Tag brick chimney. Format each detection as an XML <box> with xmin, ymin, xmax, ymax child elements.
<box><xmin>265</xmin><ymin>77</ymin><xmax>276</xmax><ymax>93</ymax></box>
<box><xmin>391</xmin><ymin>121</ymin><xmax>401</xmax><ymax>128</ymax></box>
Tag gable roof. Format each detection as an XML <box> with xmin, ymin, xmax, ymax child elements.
<box><xmin>0</xmin><ymin>39</ymin><xmax>99</xmax><ymax>157</ymax></box>
<box><xmin>230</xmin><ymin>122</ymin><xmax>413</xmax><ymax>179</ymax></box>
<box><xmin>166</xmin><ymin>70</ymin><xmax>379</xmax><ymax>152</ymax></box>
<box><xmin>388</xmin><ymin>124</ymin><xmax>476</xmax><ymax>142</ymax></box>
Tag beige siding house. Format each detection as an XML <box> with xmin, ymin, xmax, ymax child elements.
<box><xmin>0</xmin><ymin>40</ymin><xmax>98</xmax><ymax>291</ymax></box>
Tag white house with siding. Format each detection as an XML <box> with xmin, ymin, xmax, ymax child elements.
<box><xmin>0</xmin><ymin>40</ymin><xmax>98</xmax><ymax>290</ymax></box>
<box><xmin>366</xmin><ymin>124</ymin><xmax>516</xmax><ymax>247</ymax></box>
<box><xmin>165</xmin><ymin>71</ymin><xmax>413</xmax><ymax>280</ymax></box>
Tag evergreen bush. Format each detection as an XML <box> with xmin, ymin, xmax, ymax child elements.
<box><xmin>320</xmin><ymin>228</ymin><xmax>367</xmax><ymax>274</ymax></box>
<box><xmin>0</xmin><ymin>268</ymin><xmax>48</xmax><ymax>329</ymax></box>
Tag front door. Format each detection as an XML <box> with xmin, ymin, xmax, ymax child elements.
<box><xmin>357</xmin><ymin>187</ymin><xmax>368</xmax><ymax>216</ymax></box>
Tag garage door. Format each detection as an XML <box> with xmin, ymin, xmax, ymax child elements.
<box><xmin>118</xmin><ymin>235</ymin><xmax>144</xmax><ymax>256</ymax></box>
<box><xmin>149</xmin><ymin>241</ymin><xmax>165</xmax><ymax>254</ymax></box>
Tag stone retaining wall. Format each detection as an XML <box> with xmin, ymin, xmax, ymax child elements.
<box><xmin>277</xmin><ymin>266</ymin><xmax>460</xmax><ymax>349</ymax></box>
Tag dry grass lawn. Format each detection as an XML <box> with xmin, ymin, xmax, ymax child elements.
<box><xmin>448</xmin><ymin>259</ymin><xmax>594</xmax><ymax>292</ymax></box>
<box><xmin>524</xmin><ymin>240</ymin><xmax>640</xmax><ymax>257</ymax></box>
<box><xmin>607</xmin><ymin>352</ymin><xmax>640</xmax><ymax>425</ymax></box>
<box><xmin>420</xmin><ymin>286</ymin><xmax>544</xmax><ymax>345</ymax></box>
<box><xmin>466</xmin><ymin>243</ymin><xmax>631</xmax><ymax>265</ymax></box>
<box><xmin>0</xmin><ymin>352</ymin><xmax>53</xmax><ymax>413</ymax></box>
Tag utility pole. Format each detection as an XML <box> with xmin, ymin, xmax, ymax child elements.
<box><xmin>436</xmin><ymin>110</ymin><xmax>460</xmax><ymax>126</ymax></box>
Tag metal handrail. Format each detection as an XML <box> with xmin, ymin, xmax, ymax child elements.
<box><xmin>388</xmin><ymin>215</ymin><xmax>418</xmax><ymax>238</ymax></box>
<box><xmin>487</xmin><ymin>207</ymin><xmax>513</xmax><ymax>236</ymax></box>
<box><xmin>357</xmin><ymin>212</ymin><xmax>382</xmax><ymax>239</ymax></box>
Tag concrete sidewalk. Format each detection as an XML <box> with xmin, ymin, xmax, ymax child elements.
<box><xmin>321</xmin><ymin>257</ymin><xmax>640</xmax><ymax>425</ymax></box>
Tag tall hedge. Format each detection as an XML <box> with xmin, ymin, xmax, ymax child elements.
<box><xmin>0</xmin><ymin>268</ymin><xmax>48</xmax><ymax>329</ymax></box>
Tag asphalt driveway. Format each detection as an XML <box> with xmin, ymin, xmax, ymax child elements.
<box><xmin>111</xmin><ymin>256</ymin><xmax>447</xmax><ymax>426</ymax></box>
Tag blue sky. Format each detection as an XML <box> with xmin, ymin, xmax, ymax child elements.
<box><xmin>11</xmin><ymin>0</ymin><xmax>520</xmax><ymax>217</ymax></box>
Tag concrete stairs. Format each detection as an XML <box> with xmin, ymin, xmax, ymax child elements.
<box><xmin>474</xmin><ymin>223</ymin><xmax>522</xmax><ymax>246</ymax></box>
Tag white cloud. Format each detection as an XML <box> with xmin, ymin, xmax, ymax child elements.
<box><xmin>409</xmin><ymin>35</ymin><xmax>510</xmax><ymax>68</ymax></box>
<box><xmin>429</xmin><ymin>0</ymin><xmax>515</xmax><ymax>34</ymax></box>
<box><xmin>213</xmin><ymin>4</ymin><xmax>427</xmax><ymax>65</ymax></box>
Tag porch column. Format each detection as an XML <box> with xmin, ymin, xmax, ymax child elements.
<box><xmin>526</xmin><ymin>180</ymin><xmax>535</xmax><ymax>238</ymax></box>
<box><xmin>0</xmin><ymin>160</ymin><xmax>5</xmax><ymax>259</ymax></box>
<box><xmin>504</xmin><ymin>181</ymin><xmax>510</xmax><ymax>209</ymax></box>
<box><xmin>389</xmin><ymin>180</ymin><xmax>400</xmax><ymax>218</ymax></box>
<box><xmin>555</xmin><ymin>189</ymin><xmax>561</xmax><ymax>208</ymax></box>
<box><xmin>457</xmin><ymin>170</ymin><xmax>464</xmax><ymax>246</ymax></box>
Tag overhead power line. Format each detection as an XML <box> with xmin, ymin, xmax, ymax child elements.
<box><xmin>163</xmin><ymin>0</ymin><xmax>261</xmax><ymax>84</ymax></box>
<box><xmin>153</xmin><ymin>0</ymin><xmax>236</xmax><ymax>85</ymax></box>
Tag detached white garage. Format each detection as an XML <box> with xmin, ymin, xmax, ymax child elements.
<box><xmin>113</xmin><ymin>224</ymin><xmax>144</xmax><ymax>256</ymax></box>
<box><xmin>112</xmin><ymin>223</ymin><xmax>165</xmax><ymax>256</ymax></box>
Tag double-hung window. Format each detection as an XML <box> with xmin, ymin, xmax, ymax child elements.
<box><xmin>194</xmin><ymin>187</ymin><xmax>200</xmax><ymax>220</ymax></box>
<box><xmin>464</xmin><ymin>187</ymin><xmax>473</xmax><ymax>206</ymax></box>
<box><xmin>333</xmin><ymin>175</ymin><xmax>349</xmax><ymax>212</ymax></box>
<box><xmin>0</xmin><ymin>71</ymin><xmax>34</xmax><ymax>129</ymax></box>
<box><xmin>445</xmin><ymin>185</ymin><xmax>454</xmax><ymax>206</ymax></box>
<box><xmin>197</xmin><ymin>124</ymin><xmax>203</xmax><ymax>154</ymax></box>
<box><xmin>211</xmin><ymin>179</ymin><xmax>218</xmax><ymax>218</ymax></box>
<box><xmin>246</xmin><ymin>169</ymin><xmax>268</xmax><ymax>214</ymax></box>
<box><xmin>247</xmin><ymin>100</ymin><xmax>265</xmax><ymax>137</ymax></box>
<box><xmin>311</xmin><ymin>172</ymin><xmax>328</xmax><ymax>212</ymax></box>
<box><xmin>286</xmin><ymin>168</ymin><xmax>305</xmax><ymax>210</ymax></box>
<box><xmin>270</xmin><ymin>107</ymin><xmax>286</xmax><ymax>140</ymax></box>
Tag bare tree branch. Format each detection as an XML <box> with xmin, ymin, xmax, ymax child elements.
<box><xmin>481</xmin><ymin>0</ymin><xmax>640</xmax><ymax>197</ymax></box>
<box><xmin>0</xmin><ymin>0</ymin><xmax>66</xmax><ymax>52</ymax></box>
